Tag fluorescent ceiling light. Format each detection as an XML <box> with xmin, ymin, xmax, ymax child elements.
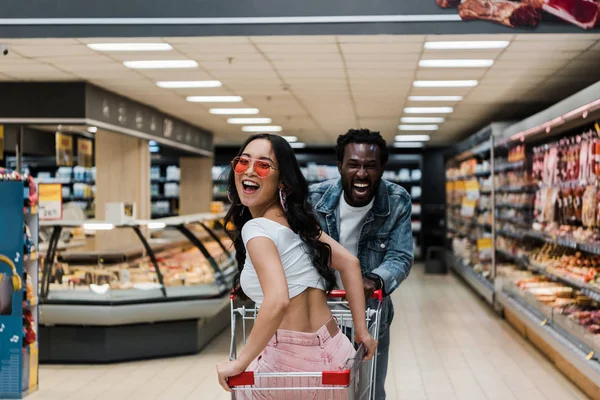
<box><xmin>401</xmin><ymin>117</ymin><xmax>445</xmax><ymax>123</ymax></box>
<box><xmin>148</xmin><ymin>222</ymin><xmax>166</xmax><ymax>230</ymax></box>
<box><xmin>186</xmin><ymin>96</ymin><xmax>242</xmax><ymax>103</ymax></box>
<box><xmin>290</xmin><ymin>142</ymin><xmax>307</xmax><ymax>148</ymax></box>
<box><xmin>408</xmin><ymin>96</ymin><xmax>463</xmax><ymax>102</ymax></box>
<box><xmin>242</xmin><ymin>126</ymin><xmax>283</xmax><ymax>133</ymax></box>
<box><xmin>83</xmin><ymin>223</ymin><xmax>114</xmax><ymax>231</ymax></box>
<box><xmin>413</xmin><ymin>80</ymin><xmax>477</xmax><ymax>88</ymax></box>
<box><xmin>424</xmin><ymin>41</ymin><xmax>510</xmax><ymax>50</ymax></box>
<box><xmin>88</xmin><ymin>43</ymin><xmax>173</xmax><ymax>52</ymax></box>
<box><xmin>399</xmin><ymin>124</ymin><xmax>439</xmax><ymax>131</ymax></box>
<box><xmin>419</xmin><ymin>59</ymin><xmax>493</xmax><ymax>68</ymax></box>
<box><xmin>123</xmin><ymin>60</ymin><xmax>198</xmax><ymax>69</ymax></box>
<box><xmin>395</xmin><ymin>135</ymin><xmax>431</xmax><ymax>142</ymax></box>
<box><xmin>156</xmin><ymin>80</ymin><xmax>221</xmax><ymax>88</ymax></box>
<box><xmin>282</xmin><ymin>136</ymin><xmax>298</xmax><ymax>143</ymax></box>
<box><xmin>404</xmin><ymin>107</ymin><xmax>453</xmax><ymax>114</ymax></box>
<box><xmin>209</xmin><ymin>108</ymin><xmax>259</xmax><ymax>115</ymax></box>
<box><xmin>393</xmin><ymin>142</ymin><xmax>425</xmax><ymax>148</ymax></box>
<box><xmin>227</xmin><ymin>118</ymin><xmax>272</xmax><ymax>124</ymax></box>
<box><xmin>149</xmin><ymin>140</ymin><xmax>157</xmax><ymax>146</ymax></box>
<box><xmin>87</xmin><ymin>126</ymin><xmax>98</xmax><ymax>133</ymax></box>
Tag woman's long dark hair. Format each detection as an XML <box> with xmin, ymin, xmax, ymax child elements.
<box><xmin>225</xmin><ymin>134</ymin><xmax>336</xmax><ymax>298</ymax></box>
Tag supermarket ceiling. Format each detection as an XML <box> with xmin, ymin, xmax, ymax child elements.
<box><xmin>0</xmin><ymin>34</ymin><xmax>600</xmax><ymax>146</ymax></box>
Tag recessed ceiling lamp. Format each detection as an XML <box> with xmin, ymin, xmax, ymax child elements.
<box><xmin>290</xmin><ymin>142</ymin><xmax>307</xmax><ymax>148</ymax></box>
<box><xmin>404</xmin><ymin>107</ymin><xmax>453</xmax><ymax>114</ymax></box>
<box><xmin>424</xmin><ymin>41</ymin><xmax>510</xmax><ymax>50</ymax></box>
<box><xmin>395</xmin><ymin>135</ymin><xmax>431</xmax><ymax>142</ymax></box>
<box><xmin>393</xmin><ymin>142</ymin><xmax>425</xmax><ymax>148</ymax></box>
<box><xmin>242</xmin><ymin>126</ymin><xmax>283</xmax><ymax>133</ymax></box>
<box><xmin>123</xmin><ymin>60</ymin><xmax>198</xmax><ymax>69</ymax></box>
<box><xmin>87</xmin><ymin>126</ymin><xmax>98</xmax><ymax>133</ymax></box>
<box><xmin>88</xmin><ymin>43</ymin><xmax>173</xmax><ymax>52</ymax></box>
<box><xmin>209</xmin><ymin>108</ymin><xmax>259</xmax><ymax>115</ymax></box>
<box><xmin>186</xmin><ymin>96</ymin><xmax>242</xmax><ymax>103</ymax></box>
<box><xmin>156</xmin><ymin>81</ymin><xmax>222</xmax><ymax>88</ymax></box>
<box><xmin>398</xmin><ymin>124</ymin><xmax>439</xmax><ymax>131</ymax></box>
<box><xmin>419</xmin><ymin>59</ymin><xmax>494</xmax><ymax>68</ymax></box>
<box><xmin>282</xmin><ymin>136</ymin><xmax>298</xmax><ymax>142</ymax></box>
<box><xmin>227</xmin><ymin>118</ymin><xmax>272</xmax><ymax>124</ymax></box>
<box><xmin>413</xmin><ymin>80</ymin><xmax>477</xmax><ymax>88</ymax></box>
<box><xmin>408</xmin><ymin>96</ymin><xmax>463</xmax><ymax>102</ymax></box>
<box><xmin>401</xmin><ymin>117</ymin><xmax>445</xmax><ymax>123</ymax></box>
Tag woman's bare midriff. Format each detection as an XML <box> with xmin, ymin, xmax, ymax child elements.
<box><xmin>278</xmin><ymin>288</ymin><xmax>334</xmax><ymax>333</ymax></box>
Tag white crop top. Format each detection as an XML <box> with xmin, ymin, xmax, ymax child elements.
<box><xmin>240</xmin><ymin>218</ymin><xmax>327</xmax><ymax>307</ymax></box>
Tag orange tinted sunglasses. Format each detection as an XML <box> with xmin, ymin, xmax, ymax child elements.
<box><xmin>232</xmin><ymin>156</ymin><xmax>278</xmax><ymax>178</ymax></box>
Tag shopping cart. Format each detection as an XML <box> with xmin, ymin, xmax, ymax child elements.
<box><xmin>228</xmin><ymin>289</ymin><xmax>383</xmax><ymax>400</ymax></box>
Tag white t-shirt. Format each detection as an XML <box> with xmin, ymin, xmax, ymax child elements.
<box><xmin>239</xmin><ymin>218</ymin><xmax>326</xmax><ymax>307</ymax></box>
<box><xmin>336</xmin><ymin>195</ymin><xmax>374</xmax><ymax>289</ymax></box>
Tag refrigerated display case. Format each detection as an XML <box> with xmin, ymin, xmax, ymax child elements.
<box><xmin>37</xmin><ymin>213</ymin><xmax>237</xmax><ymax>362</ymax></box>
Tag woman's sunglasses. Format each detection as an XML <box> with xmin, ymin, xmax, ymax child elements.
<box><xmin>232</xmin><ymin>156</ymin><xmax>278</xmax><ymax>178</ymax></box>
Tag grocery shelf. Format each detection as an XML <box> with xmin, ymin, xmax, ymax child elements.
<box><xmin>525</xmin><ymin>260</ymin><xmax>600</xmax><ymax>303</ymax></box>
<box><xmin>496</xmin><ymin>203</ymin><xmax>534</xmax><ymax>210</ymax></box>
<box><xmin>495</xmin><ymin>185</ymin><xmax>538</xmax><ymax>194</ymax></box>
<box><xmin>524</xmin><ymin>230</ymin><xmax>600</xmax><ymax>254</ymax></box>
<box><xmin>497</xmin><ymin>291</ymin><xmax>600</xmax><ymax>385</ymax></box>
<box><xmin>495</xmin><ymin>248</ymin><xmax>518</xmax><ymax>262</ymax></box>
<box><xmin>496</xmin><ymin>229</ymin><xmax>526</xmax><ymax>240</ymax></box>
<box><xmin>447</xmin><ymin>251</ymin><xmax>494</xmax><ymax>305</ymax></box>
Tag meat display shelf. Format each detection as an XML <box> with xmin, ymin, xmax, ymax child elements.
<box><xmin>524</xmin><ymin>230</ymin><xmax>600</xmax><ymax>255</ymax></box>
<box><xmin>447</xmin><ymin>251</ymin><xmax>494</xmax><ymax>305</ymax></box>
<box><xmin>494</xmin><ymin>160</ymin><xmax>526</xmax><ymax>173</ymax></box>
<box><xmin>448</xmin><ymin>170</ymin><xmax>491</xmax><ymax>181</ymax></box>
<box><xmin>495</xmin><ymin>216</ymin><xmax>533</xmax><ymax>227</ymax></box>
<box><xmin>496</xmin><ymin>203</ymin><xmax>534</xmax><ymax>210</ymax></box>
<box><xmin>496</xmin><ymin>291</ymin><xmax>600</xmax><ymax>387</ymax></box>
<box><xmin>496</xmin><ymin>229</ymin><xmax>526</xmax><ymax>240</ymax></box>
<box><xmin>525</xmin><ymin>260</ymin><xmax>600</xmax><ymax>303</ymax></box>
<box><xmin>495</xmin><ymin>248</ymin><xmax>518</xmax><ymax>262</ymax></box>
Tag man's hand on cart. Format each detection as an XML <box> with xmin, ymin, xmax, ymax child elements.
<box><xmin>355</xmin><ymin>330</ymin><xmax>378</xmax><ymax>361</ymax></box>
<box><xmin>217</xmin><ymin>359</ymin><xmax>246</xmax><ymax>392</ymax></box>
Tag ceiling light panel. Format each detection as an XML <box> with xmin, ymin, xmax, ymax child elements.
<box><xmin>156</xmin><ymin>80</ymin><xmax>222</xmax><ymax>88</ymax></box>
<box><xmin>398</xmin><ymin>124</ymin><xmax>439</xmax><ymax>131</ymax></box>
<box><xmin>186</xmin><ymin>96</ymin><xmax>242</xmax><ymax>103</ymax></box>
<box><xmin>227</xmin><ymin>118</ymin><xmax>272</xmax><ymax>124</ymax></box>
<box><xmin>290</xmin><ymin>142</ymin><xmax>307</xmax><ymax>148</ymax></box>
<box><xmin>209</xmin><ymin>108</ymin><xmax>260</xmax><ymax>115</ymax></box>
<box><xmin>242</xmin><ymin>126</ymin><xmax>283</xmax><ymax>133</ymax></box>
<box><xmin>404</xmin><ymin>107</ymin><xmax>454</xmax><ymax>114</ymax></box>
<box><xmin>413</xmin><ymin>80</ymin><xmax>478</xmax><ymax>88</ymax></box>
<box><xmin>393</xmin><ymin>142</ymin><xmax>425</xmax><ymax>148</ymax></box>
<box><xmin>282</xmin><ymin>136</ymin><xmax>298</xmax><ymax>142</ymax></box>
<box><xmin>395</xmin><ymin>135</ymin><xmax>431</xmax><ymax>142</ymax></box>
<box><xmin>88</xmin><ymin>43</ymin><xmax>173</xmax><ymax>52</ymax></box>
<box><xmin>401</xmin><ymin>117</ymin><xmax>446</xmax><ymax>123</ymax></box>
<box><xmin>408</xmin><ymin>96</ymin><xmax>463</xmax><ymax>102</ymax></box>
<box><xmin>123</xmin><ymin>60</ymin><xmax>198</xmax><ymax>69</ymax></box>
<box><xmin>419</xmin><ymin>59</ymin><xmax>494</xmax><ymax>68</ymax></box>
<box><xmin>424</xmin><ymin>41</ymin><xmax>510</xmax><ymax>50</ymax></box>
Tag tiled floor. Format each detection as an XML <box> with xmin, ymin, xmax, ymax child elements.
<box><xmin>29</xmin><ymin>265</ymin><xmax>590</xmax><ymax>400</ymax></box>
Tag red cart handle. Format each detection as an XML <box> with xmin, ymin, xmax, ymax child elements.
<box><xmin>228</xmin><ymin>370</ymin><xmax>352</xmax><ymax>388</ymax></box>
<box><xmin>329</xmin><ymin>289</ymin><xmax>383</xmax><ymax>302</ymax></box>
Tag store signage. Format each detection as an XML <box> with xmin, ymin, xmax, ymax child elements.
<box><xmin>477</xmin><ymin>237</ymin><xmax>492</xmax><ymax>251</ymax></box>
<box><xmin>77</xmin><ymin>138</ymin><xmax>93</xmax><ymax>168</ymax></box>
<box><xmin>436</xmin><ymin>0</ymin><xmax>600</xmax><ymax>30</ymax></box>
<box><xmin>0</xmin><ymin>124</ymin><xmax>4</xmax><ymax>161</ymax></box>
<box><xmin>55</xmin><ymin>133</ymin><xmax>74</xmax><ymax>167</ymax></box>
<box><xmin>38</xmin><ymin>183</ymin><xmax>63</xmax><ymax>221</ymax></box>
<box><xmin>461</xmin><ymin>199</ymin><xmax>477</xmax><ymax>217</ymax></box>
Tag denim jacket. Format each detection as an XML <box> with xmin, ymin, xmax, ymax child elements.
<box><xmin>309</xmin><ymin>178</ymin><xmax>413</xmax><ymax>296</ymax></box>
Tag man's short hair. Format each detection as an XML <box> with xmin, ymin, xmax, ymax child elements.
<box><xmin>335</xmin><ymin>129</ymin><xmax>389</xmax><ymax>166</ymax></box>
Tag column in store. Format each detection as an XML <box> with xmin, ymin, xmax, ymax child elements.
<box><xmin>179</xmin><ymin>156</ymin><xmax>213</xmax><ymax>214</ymax></box>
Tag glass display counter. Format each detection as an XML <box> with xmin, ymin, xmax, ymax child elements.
<box><xmin>37</xmin><ymin>213</ymin><xmax>237</xmax><ymax>362</ymax></box>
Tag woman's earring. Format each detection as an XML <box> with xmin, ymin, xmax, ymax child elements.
<box><xmin>279</xmin><ymin>188</ymin><xmax>288</xmax><ymax>213</ymax></box>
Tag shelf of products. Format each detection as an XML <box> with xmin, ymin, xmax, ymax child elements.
<box><xmin>445</xmin><ymin>82</ymin><xmax>600</xmax><ymax>398</ymax></box>
<box><xmin>0</xmin><ymin>170</ymin><xmax>40</xmax><ymax>398</ymax></box>
<box><xmin>151</xmin><ymin>165</ymin><xmax>180</xmax><ymax>218</ymax></box>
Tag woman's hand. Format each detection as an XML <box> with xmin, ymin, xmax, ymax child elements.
<box><xmin>355</xmin><ymin>331</ymin><xmax>378</xmax><ymax>361</ymax></box>
<box><xmin>216</xmin><ymin>359</ymin><xmax>246</xmax><ymax>392</ymax></box>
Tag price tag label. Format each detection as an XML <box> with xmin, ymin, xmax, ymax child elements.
<box><xmin>540</xmin><ymin>319</ymin><xmax>548</xmax><ymax>326</ymax></box>
<box><xmin>477</xmin><ymin>238</ymin><xmax>492</xmax><ymax>251</ymax></box>
<box><xmin>38</xmin><ymin>183</ymin><xmax>63</xmax><ymax>221</ymax></box>
<box><xmin>586</xmin><ymin>351</ymin><xmax>594</xmax><ymax>361</ymax></box>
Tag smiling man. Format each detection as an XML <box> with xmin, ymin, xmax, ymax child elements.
<box><xmin>309</xmin><ymin>129</ymin><xmax>413</xmax><ymax>399</ymax></box>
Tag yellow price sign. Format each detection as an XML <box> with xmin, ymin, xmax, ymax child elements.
<box><xmin>461</xmin><ymin>199</ymin><xmax>476</xmax><ymax>217</ymax></box>
<box><xmin>477</xmin><ymin>237</ymin><xmax>492</xmax><ymax>251</ymax></box>
<box><xmin>38</xmin><ymin>183</ymin><xmax>63</xmax><ymax>220</ymax></box>
<box><xmin>465</xmin><ymin>179</ymin><xmax>480</xmax><ymax>192</ymax></box>
<box><xmin>0</xmin><ymin>124</ymin><xmax>4</xmax><ymax>161</ymax></box>
<box><xmin>56</xmin><ymin>133</ymin><xmax>74</xmax><ymax>166</ymax></box>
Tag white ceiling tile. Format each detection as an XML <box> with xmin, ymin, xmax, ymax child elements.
<box><xmin>257</xmin><ymin>44</ymin><xmax>338</xmax><ymax>54</ymax></box>
<box><xmin>425</xmin><ymin>34</ymin><xmax>515</xmax><ymax>41</ymax></box>
<box><xmin>340</xmin><ymin>43</ymin><xmax>423</xmax><ymax>53</ymax></box>
<box><xmin>11</xmin><ymin>45</ymin><xmax>95</xmax><ymax>58</ymax></box>
<box><xmin>164</xmin><ymin>36</ymin><xmax>251</xmax><ymax>44</ymax></box>
<box><xmin>265</xmin><ymin>53</ymin><xmax>342</xmax><ymax>61</ymax></box>
<box><xmin>271</xmin><ymin>60</ymin><xmax>345</xmax><ymax>70</ymax></box>
<box><xmin>514</xmin><ymin>33</ymin><xmax>600</xmax><ymax>42</ymax></box>
<box><xmin>343</xmin><ymin>53</ymin><xmax>421</xmax><ymax>62</ymax></box>
<box><xmin>499</xmin><ymin>51</ymin><xmax>581</xmax><ymax>61</ymax></box>
<box><xmin>172</xmin><ymin>43</ymin><xmax>258</xmax><ymax>54</ymax></box>
<box><xmin>250</xmin><ymin>36</ymin><xmax>336</xmax><ymax>44</ymax></box>
<box><xmin>106</xmin><ymin>52</ymin><xmax>191</xmax><ymax>62</ymax></box>
<box><xmin>339</xmin><ymin>35</ymin><xmax>425</xmax><ymax>43</ymax></box>
<box><xmin>507</xmin><ymin>40</ymin><xmax>596</xmax><ymax>51</ymax></box>
<box><xmin>277</xmin><ymin>69</ymin><xmax>345</xmax><ymax>78</ymax></box>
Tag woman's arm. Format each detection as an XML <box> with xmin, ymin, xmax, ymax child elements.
<box><xmin>319</xmin><ymin>232</ymin><xmax>377</xmax><ymax>359</ymax></box>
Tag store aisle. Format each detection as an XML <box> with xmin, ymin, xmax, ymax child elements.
<box><xmin>29</xmin><ymin>265</ymin><xmax>588</xmax><ymax>400</ymax></box>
